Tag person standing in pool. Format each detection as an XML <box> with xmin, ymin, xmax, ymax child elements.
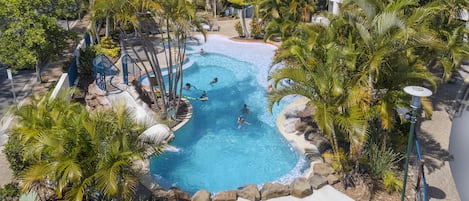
<box><xmin>210</xmin><ymin>77</ymin><xmax>218</xmax><ymax>86</ymax></box>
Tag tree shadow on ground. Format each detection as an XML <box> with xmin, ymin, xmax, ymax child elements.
<box><xmin>416</xmin><ymin>130</ymin><xmax>454</xmax><ymax>173</ymax></box>
<box><xmin>415</xmin><ymin>69</ymin><xmax>467</xmax><ymax>173</ymax></box>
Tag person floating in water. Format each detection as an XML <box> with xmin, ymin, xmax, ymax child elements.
<box><xmin>200</xmin><ymin>48</ymin><xmax>205</xmax><ymax>54</ymax></box>
<box><xmin>240</xmin><ymin>104</ymin><xmax>250</xmax><ymax>115</ymax></box>
<box><xmin>184</xmin><ymin>83</ymin><xmax>191</xmax><ymax>90</ymax></box>
<box><xmin>210</xmin><ymin>77</ymin><xmax>218</xmax><ymax>86</ymax></box>
<box><xmin>237</xmin><ymin>114</ymin><xmax>250</xmax><ymax>129</ymax></box>
<box><xmin>199</xmin><ymin>91</ymin><xmax>208</xmax><ymax>101</ymax></box>
<box><xmin>237</xmin><ymin>115</ymin><xmax>245</xmax><ymax>129</ymax></box>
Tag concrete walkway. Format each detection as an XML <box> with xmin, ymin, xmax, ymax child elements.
<box><xmin>413</xmin><ymin>64</ymin><xmax>469</xmax><ymax>201</ymax></box>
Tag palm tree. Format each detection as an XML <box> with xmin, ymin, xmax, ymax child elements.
<box><xmin>267</xmin><ymin>0</ymin><xmax>462</xmax><ymax>165</ymax></box>
<box><xmin>423</xmin><ymin>0</ymin><xmax>469</xmax><ymax>81</ymax></box>
<box><xmin>120</xmin><ymin>0</ymin><xmax>206</xmax><ymax>119</ymax></box>
<box><xmin>228</xmin><ymin>0</ymin><xmax>252</xmax><ymax>38</ymax></box>
<box><xmin>260</xmin><ymin>0</ymin><xmax>316</xmax><ymax>41</ymax></box>
<box><xmin>90</xmin><ymin>0</ymin><xmax>138</xmax><ymax>42</ymax></box>
<box><xmin>11</xmin><ymin>91</ymin><xmax>149</xmax><ymax>200</ymax></box>
<box><xmin>268</xmin><ymin>22</ymin><xmax>369</xmax><ymax>168</ymax></box>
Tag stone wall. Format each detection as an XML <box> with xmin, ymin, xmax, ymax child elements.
<box><xmin>151</xmin><ymin>166</ymin><xmax>342</xmax><ymax>201</ymax></box>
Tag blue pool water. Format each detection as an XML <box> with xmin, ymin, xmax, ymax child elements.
<box><xmin>150</xmin><ymin>36</ymin><xmax>307</xmax><ymax>194</ymax></box>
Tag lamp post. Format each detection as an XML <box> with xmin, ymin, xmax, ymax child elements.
<box><xmin>401</xmin><ymin>86</ymin><xmax>432</xmax><ymax>201</ymax></box>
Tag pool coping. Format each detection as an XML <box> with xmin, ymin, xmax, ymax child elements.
<box><xmin>172</xmin><ymin>97</ymin><xmax>193</xmax><ymax>131</ymax></box>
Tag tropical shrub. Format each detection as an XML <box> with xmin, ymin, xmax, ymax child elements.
<box><xmin>3</xmin><ymin>131</ymin><xmax>29</xmax><ymax>176</ymax></box>
<box><xmin>234</xmin><ymin>21</ymin><xmax>244</xmax><ymax>37</ymax></box>
<box><xmin>322</xmin><ymin>150</ymin><xmax>349</xmax><ymax>172</ymax></box>
<box><xmin>79</xmin><ymin>46</ymin><xmax>97</xmax><ymax>76</ymax></box>
<box><xmin>365</xmin><ymin>143</ymin><xmax>401</xmax><ymax>179</ymax></box>
<box><xmin>383</xmin><ymin>170</ymin><xmax>403</xmax><ymax>192</ymax></box>
<box><xmin>95</xmin><ymin>37</ymin><xmax>120</xmax><ymax>58</ymax></box>
<box><xmin>9</xmin><ymin>91</ymin><xmax>151</xmax><ymax>200</ymax></box>
<box><xmin>0</xmin><ymin>182</ymin><xmax>20</xmax><ymax>201</ymax></box>
<box><xmin>250</xmin><ymin>17</ymin><xmax>263</xmax><ymax>39</ymax></box>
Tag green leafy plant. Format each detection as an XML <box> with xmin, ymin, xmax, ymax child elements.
<box><xmin>365</xmin><ymin>143</ymin><xmax>401</xmax><ymax>179</ymax></box>
<box><xmin>250</xmin><ymin>17</ymin><xmax>263</xmax><ymax>39</ymax></box>
<box><xmin>234</xmin><ymin>21</ymin><xmax>244</xmax><ymax>37</ymax></box>
<box><xmin>3</xmin><ymin>132</ymin><xmax>29</xmax><ymax>176</ymax></box>
<box><xmin>383</xmin><ymin>170</ymin><xmax>403</xmax><ymax>192</ymax></box>
<box><xmin>79</xmin><ymin>46</ymin><xmax>97</xmax><ymax>76</ymax></box>
<box><xmin>0</xmin><ymin>182</ymin><xmax>20</xmax><ymax>200</ymax></box>
<box><xmin>95</xmin><ymin>37</ymin><xmax>120</xmax><ymax>58</ymax></box>
<box><xmin>322</xmin><ymin>149</ymin><xmax>349</xmax><ymax>172</ymax></box>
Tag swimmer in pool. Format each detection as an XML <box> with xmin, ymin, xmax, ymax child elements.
<box><xmin>237</xmin><ymin>115</ymin><xmax>245</xmax><ymax>129</ymax></box>
<box><xmin>199</xmin><ymin>91</ymin><xmax>208</xmax><ymax>101</ymax></box>
<box><xmin>210</xmin><ymin>77</ymin><xmax>218</xmax><ymax>86</ymax></box>
<box><xmin>184</xmin><ymin>83</ymin><xmax>191</xmax><ymax>90</ymax></box>
<box><xmin>240</xmin><ymin>104</ymin><xmax>250</xmax><ymax>115</ymax></box>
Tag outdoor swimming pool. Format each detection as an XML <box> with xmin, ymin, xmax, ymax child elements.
<box><xmin>149</xmin><ymin>36</ymin><xmax>308</xmax><ymax>194</ymax></box>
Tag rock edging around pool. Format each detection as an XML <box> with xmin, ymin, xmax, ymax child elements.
<box><xmin>148</xmin><ymin>174</ymin><xmax>338</xmax><ymax>201</ymax></box>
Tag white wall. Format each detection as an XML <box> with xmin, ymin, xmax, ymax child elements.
<box><xmin>49</xmin><ymin>73</ymin><xmax>70</xmax><ymax>101</ymax></box>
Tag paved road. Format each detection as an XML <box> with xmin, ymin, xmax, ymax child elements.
<box><xmin>0</xmin><ymin>66</ymin><xmax>36</xmax><ymax>118</ymax></box>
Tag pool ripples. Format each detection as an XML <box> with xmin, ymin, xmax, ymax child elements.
<box><xmin>150</xmin><ymin>36</ymin><xmax>309</xmax><ymax>194</ymax></box>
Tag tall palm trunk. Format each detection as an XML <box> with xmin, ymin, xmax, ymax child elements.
<box><xmin>105</xmin><ymin>15</ymin><xmax>110</xmax><ymax>37</ymax></box>
<box><xmin>205</xmin><ymin>0</ymin><xmax>211</xmax><ymax>11</ymax></box>
<box><xmin>330</xmin><ymin>128</ymin><xmax>340</xmax><ymax>160</ymax></box>
<box><xmin>165</xmin><ymin>18</ymin><xmax>175</xmax><ymax>102</ymax></box>
<box><xmin>120</xmin><ymin>31</ymin><xmax>161</xmax><ymax>111</ymax></box>
<box><xmin>240</xmin><ymin>6</ymin><xmax>250</xmax><ymax>38</ymax></box>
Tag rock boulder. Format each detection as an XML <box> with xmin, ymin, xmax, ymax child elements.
<box><xmin>237</xmin><ymin>184</ymin><xmax>260</xmax><ymax>201</ymax></box>
<box><xmin>85</xmin><ymin>84</ymin><xmax>112</xmax><ymax>111</ymax></box>
<box><xmin>213</xmin><ymin>190</ymin><xmax>237</xmax><ymax>201</ymax></box>
<box><xmin>308</xmin><ymin>175</ymin><xmax>328</xmax><ymax>190</ymax></box>
<box><xmin>168</xmin><ymin>187</ymin><xmax>191</xmax><ymax>201</ymax></box>
<box><xmin>260</xmin><ymin>183</ymin><xmax>289</xmax><ymax>200</ymax></box>
<box><xmin>191</xmin><ymin>190</ymin><xmax>211</xmax><ymax>201</ymax></box>
<box><xmin>152</xmin><ymin>189</ymin><xmax>171</xmax><ymax>200</ymax></box>
<box><xmin>327</xmin><ymin>174</ymin><xmax>340</xmax><ymax>185</ymax></box>
<box><xmin>313</xmin><ymin>163</ymin><xmax>335</xmax><ymax>176</ymax></box>
<box><xmin>290</xmin><ymin>177</ymin><xmax>313</xmax><ymax>198</ymax></box>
